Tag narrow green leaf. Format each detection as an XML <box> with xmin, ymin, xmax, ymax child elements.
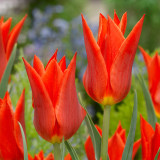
<box><xmin>65</xmin><ymin>141</ymin><xmax>79</xmax><ymax>160</ymax></box>
<box><xmin>61</xmin><ymin>137</ymin><xmax>65</xmax><ymax>160</ymax></box>
<box><xmin>78</xmin><ymin>93</ymin><xmax>101</xmax><ymax>160</ymax></box>
<box><xmin>0</xmin><ymin>45</ymin><xmax>17</xmax><ymax>98</ymax></box>
<box><xmin>138</xmin><ymin>74</ymin><xmax>157</xmax><ymax>128</ymax></box>
<box><xmin>122</xmin><ymin>91</ymin><xmax>138</xmax><ymax>160</ymax></box>
<box><xmin>18</xmin><ymin>122</ymin><xmax>28</xmax><ymax>160</ymax></box>
<box><xmin>154</xmin><ymin>148</ymin><xmax>160</xmax><ymax>160</ymax></box>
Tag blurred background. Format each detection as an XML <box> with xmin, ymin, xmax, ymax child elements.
<box><xmin>2</xmin><ymin>0</ymin><xmax>160</xmax><ymax>159</ymax></box>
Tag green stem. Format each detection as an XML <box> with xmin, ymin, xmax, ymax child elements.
<box><xmin>53</xmin><ymin>143</ymin><xmax>61</xmax><ymax>160</ymax></box>
<box><xmin>101</xmin><ymin>105</ymin><xmax>111</xmax><ymax>160</ymax></box>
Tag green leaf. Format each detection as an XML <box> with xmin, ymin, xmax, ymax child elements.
<box><xmin>61</xmin><ymin>137</ymin><xmax>65</xmax><ymax>160</ymax></box>
<box><xmin>18</xmin><ymin>122</ymin><xmax>28</xmax><ymax>160</ymax></box>
<box><xmin>122</xmin><ymin>91</ymin><xmax>138</xmax><ymax>160</ymax></box>
<box><xmin>154</xmin><ymin>148</ymin><xmax>160</xmax><ymax>160</ymax></box>
<box><xmin>138</xmin><ymin>74</ymin><xmax>157</xmax><ymax>128</ymax></box>
<box><xmin>0</xmin><ymin>44</ymin><xmax>17</xmax><ymax>98</ymax></box>
<box><xmin>78</xmin><ymin>93</ymin><xmax>101</xmax><ymax>160</ymax></box>
<box><xmin>65</xmin><ymin>141</ymin><xmax>79</xmax><ymax>160</ymax></box>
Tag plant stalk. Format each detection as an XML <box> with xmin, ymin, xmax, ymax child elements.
<box><xmin>53</xmin><ymin>143</ymin><xmax>61</xmax><ymax>160</ymax></box>
<box><xmin>101</xmin><ymin>105</ymin><xmax>111</xmax><ymax>160</ymax></box>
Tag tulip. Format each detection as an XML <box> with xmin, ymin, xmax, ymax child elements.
<box><xmin>140</xmin><ymin>115</ymin><xmax>160</xmax><ymax>160</ymax></box>
<box><xmin>0</xmin><ymin>15</ymin><xmax>27</xmax><ymax>82</ymax></box>
<box><xmin>0</xmin><ymin>90</ymin><xmax>25</xmax><ymax>160</ymax></box>
<box><xmin>85</xmin><ymin>123</ymin><xmax>141</xmax><ymax>160</ymax></box>
<box><xmin>81</xmin><ymin>12</ymin><xmax>144</xmax><ymax>105</ymax></box>
<box><xmin>139</xmin><ymin>46</ymin><xmax>160</xmax><ymax>117</ymax></box>
<box><xmin>23</xmin><ymin>50</ymin><xmax>86</xmax><ymax>143</ymax></box>
<box><xmin>28</xmin><ymin>151</ymin><xmax>72</xmax><ymax>160</ymax></box>
<box><xmin>28</xmin><ymin>151</ymin><xmax>54</xmax><ymax>160</ymax></box>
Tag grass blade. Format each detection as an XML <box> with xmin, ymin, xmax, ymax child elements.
<box><xmin>0</xmin><ymin>45</ymin><xmax>17</xmax><ymax>98</ymax></box>
<box><xmin>138</xmin><ymin>74</ymin><xmax>157</xmax><ymax>128</ymax></box>
<box><xmin>122</xmin><ymin>91</ymin><xmax>138</xmax><ymax>160</ymax></box>
<box><xmin>18</xmin><ymin>122</ymin><xmax>28</xmax><ymax>160</ymax></box>
<box><xmin>65</xmin><ymin>141</ymin><xmax>79</xmax><ymax>160</ymax></box>
<box><xmin>154</xmin><ymin>148</ymin><xmax>160</xmax><ymax>160</ymax></box>
<box><xmin>78</xmin><ymin>93</ymin><xmax>101</xmax><ymax>160</ymax></box>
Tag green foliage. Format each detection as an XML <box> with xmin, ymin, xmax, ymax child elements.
<box><xmin>18</xmin><ymin>122</ymin><xmax>28</xmax><ymax>160</ymax></box>
<box><xmin>103</xmin><ymin>0</ymin><xmax>160</xmax><ymax>51</ymax></box>
<box><xmin>28</xmin><ymin>0</ymin><xmax>87</xmax><ymax>21</ymax></box>
<box><xmin>122</xmin><ymin>91</ymin><xmax>137</xmax><ymax>160</ymax></box>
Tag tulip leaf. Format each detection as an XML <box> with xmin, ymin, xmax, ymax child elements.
<box><xmin>154</xmin><ymin>148</ymin><xmax>160</xmax><ymax>160</ymax></box>
<box><xmin>0</xmin><ymin>44</ymin><xmax>17</xmax><ymax>98</ymax></box>
<box><xmin>61</xmin><ymin>137</ymin><xmax>65</xmax><ymax>160</ymax></box>
<box><xmin>65</xmin><ymin>141</ymin><xmax>79</xmax><ymax>160</ymax></box>
<box><xmin>138</xmin><ymin>74</ymin><xmax>157</xmax><ymax>128</ymax></box>
<box><xmin>122</xmin><ymin>91</ymin><xmax>137</xmax><ymax>160</ymax></box>
<box><xmin>78</xmin><ymin>93</ymin><xmax>101</xmax><ymax>160</ymax></box>
<box><xmin>18</xmin><ymin>122</ymin><xmax>28</xmax><ymax>160</ymax></box>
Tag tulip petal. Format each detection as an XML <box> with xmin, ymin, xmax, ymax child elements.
<box><xmin>132</xmin><ymin>139</ymin><xmax>141</xmax><ymax>159</ymax></box>
<box><xmin>0</xmin><ymin>92</ymin><xmax>23</xmax><ymax>159</ymax></box>
<box><xmin>0</xmin><ymin>24</ymin><xmax>7</xmax><ymax>81</ymax></box>
<box><xmin>1</xmin><ymin>17</ymin><xmax>12</xmax><ymax>50</ymax></box>
<box><xmin>108</xmin><ymin>133</ymin><xmax>125</xmax><ymax>160</ymax></box>
<box><xmin>102</xmin><ymin>16</ymin><xmax>125</xmax><ymax>71</ymax></box>
<box><xmin>113</xmin><ymin>10</ymin><xmax>120</xmax><ymax>25</ymax></box>
<box><xmin>151</xmin><ymin>123</ymin><xmax>160</xmax><ymax>160</ymax></box>
<box><xmin>147</xmin><ymin>54</ymin><xmax>160</xmax><ymax>93</ymax></box>
<box><xmin>33</xmin><ymin>55</ymin><xmax>45</xmax><ymax>76</ymax></box>
<box><xmin>42</xmin><ymin>59</ymin><xmax>63</xmax><ymax>107</ymax></box>
<box><xmin>56</xmin><ymin>53</ymin><xmax>86</xmax><ymax>140</ymax></box>
<box><xmin>110</xmin><ymin>15</ymin><xmax>144</xmax><ymax>103</ymax></box>
<box><xmin>139</xmin><ymin>46</ymin><xmax>152</xmax><ymax>70</ymax></box>
<box><xmin>81</xmin><ymin>14</ymin><xmax>108</xmax><ymax>103</ymax></box>
<box><xmin>140</xmin><ymin>115</ymin><xmax>154</xmax><ymax>160</ymax></box>
<box><xmin>45</xmin><ymin>153</ymin><xmax>54</xmax><ymax>160</ymax></box>
<box><xmin>97</xmin><ymin>13</ymin><xmax>108</xmax><ymax>48</ymax></box>
<box><xmin>64</xmin><ymin>154</ymin><xmax>72</xmax><ymax>160</ymax></box>
<box><xmin>14</xmin><ymin>89</ymin><xmax>25</xmax><ymax>154</ymax></box>
<box><xmin>23</xmin><ymin>58</ymin><xmax>56</xmax><ymax>141</ymax></box>
<box><xmin>85</xmin><ymin>136</ymin><xmax>96</xmax><ymax>160</ymax></box>
<box><xmin>6</xmin><ymin>15</ymin><xmax>27</xmax><ymax>60</ymax></box>
<box><xmin>45</xmin><ymin>49</ymin><xmax>58</xmax><ymax>69</ymax></box>
<box><xmin>58</xmin><ymin>56</ymin><xmax>66</xmax><ymax>72</ymax></box>
<box><xmin>119</xmin><ymin>12</ymin><xmax>127</xmax><ymax>35</ymax></box>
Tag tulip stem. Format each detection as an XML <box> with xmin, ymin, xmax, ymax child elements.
<box><xmin>53</xmin><ymin>143</ymin><xmax>61</xmax><ymax>160</ymax></box>
<box><xmin>101</xmin><ymin>105</ymin><xmax>111</xmax><ymax>160</ymax></box>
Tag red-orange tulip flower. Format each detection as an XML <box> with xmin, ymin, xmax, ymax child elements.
<box><xmin>0</xmin><ymin>15</ymin><xmax>27</xmax><ymax>82</ymax></box>
<box><xmin>140</xmin><ymin>115</ymin><xmax>160</xmax><ymax>160</ymax></box>
<box><xmin>0</xmin><ymin>90</ymin><xmax>25</xmax><ymax>160</ymax></box>
<box><xmin>23</xmin><ymin>50</ymin><xmax>86</xmax><ymax>143</ymax></box>
<box><xmin>81</xmin><ymin>12</ymin><xmax>144</xmax><ymax>105</ymax></box>
<box><xmin>28</xmin><ymin>151</ymin><xmax>54</xmax><ymax>160</ymax></box>
<box><xmin>139</xmin><ymin>46</ymin><xmax>160</xmax><ymax>117</ymax></box>
<box><xmin>85</xmin><ymin>123</ymin><xmax>141</xmax><ymax>160</ymax></box>
<box><xmin>28</xmin><ymin>151</ymin><xmax>72</xmax><ymax>160</ymax></box>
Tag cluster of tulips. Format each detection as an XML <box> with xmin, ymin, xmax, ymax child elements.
<box><xmin>0</xmin><ymin>10</ymin><xmax>160</xmax><ymax>160</ymax></box>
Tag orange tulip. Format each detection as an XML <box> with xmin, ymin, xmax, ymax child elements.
<box><xmin>0</xmin><ymin>90</ymin><xmax>25</xmax><ymax>160</ymax></box>
<box><xmin>0</xmin><ymin>15</ymin><xmax>27</xmax><ymax>82</ymax></box>
<box><xmin>28</xmin><ymin>151</ymin><xmax>72</xmax><ymax>160</ymax></box>
<box><xmin>81</xmin><ymin>11</ymin><xmax>144</xmax><ymax>105</ymax></box>
<box><xmin>28</xmin><ymin>151</ymin><xmax>54</xmax><ymax>160</ymax></box>
<box><xmin>139</xmin><ymin>46</ymin><xmax>160</xmax><ymax>117</ymax></box>
<box><xmin>140</xmin><ymin>115</ymin><xmax>160</xmax><ymax>160</ymax></box>
<box><xmin>23</xmin><ymin>50</ymin><xmax>86</xmax><ymax>143</ymax></box>
<box><xmin>85</xmin><ymin>123</ymin><xmax>141</xmax><ymax>160</ymax></box>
